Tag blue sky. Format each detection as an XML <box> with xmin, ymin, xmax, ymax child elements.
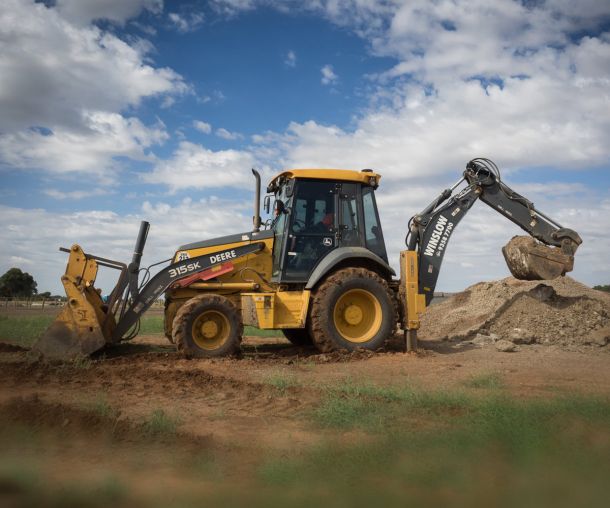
<box><xmin>1</xmin><ymin>0</ymin><xmax>609</xmax><ymax>294</ymax></box>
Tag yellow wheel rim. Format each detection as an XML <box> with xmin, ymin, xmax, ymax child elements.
<box><xmin>333</xmin><ymin>289</ymin><xmax>382</xmax><ymax>343</ymax></box>
<box><xmin>191</xmin><ymin>310</ymin><xmax>230</xmax><ymax>350</ymax></box>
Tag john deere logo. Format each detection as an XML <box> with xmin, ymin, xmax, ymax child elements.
<box><xmin>322</xmin><ymin>237</ymin><xmax>332</xmax><ymax>247</ymax></box>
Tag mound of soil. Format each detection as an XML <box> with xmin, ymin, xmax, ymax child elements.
<box><xmin>420</xmin><ymin>276</ymin><xmax>610</xmax><ymax>348</ymax></box>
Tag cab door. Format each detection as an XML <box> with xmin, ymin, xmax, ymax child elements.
<box><xmin>282</xmin><ymin>180</ymin><xmax>338</xmax><ymax>282</ymax></box>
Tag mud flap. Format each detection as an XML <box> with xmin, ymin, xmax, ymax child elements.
<box><xmin>502</xmin><ymin>236</ymin><xmax>574</xmax><ymax>280</ymax></box>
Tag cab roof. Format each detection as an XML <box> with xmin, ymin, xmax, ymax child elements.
<box><xmin>267</xmin><ymin>169</ymin><xmax>381</xmax><ymax>190</ymax></box>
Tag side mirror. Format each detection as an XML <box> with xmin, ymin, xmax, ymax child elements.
<box><xmin>264</xmin><ymin>195</ymin><xmax>271</xmax><ymax>215</ymax></box>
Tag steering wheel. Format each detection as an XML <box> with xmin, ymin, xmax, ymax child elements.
<box><xmin>292</xmin><ymin>219</ymin><xmax>306</xmax><ymax>232</ymax></box>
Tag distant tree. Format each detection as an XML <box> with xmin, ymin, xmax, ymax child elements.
<box><xmin>39</xmin><ymin>291</ymin><xmax>51</xmax><ymax>299</ymax></box>
<box><xmin>0</xmin><ymin>268</ymin><xmax>38</xmax><ymax>298</ymax></box>
<box><xmin>593</xmin><ymin>284</ymin><xmax>610</xmax><ymax>293</ymax></box>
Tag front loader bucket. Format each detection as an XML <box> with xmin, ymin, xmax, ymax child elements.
<box><xmin>33</xmin><ymin>245</ymin><xmax>115</xmax><ymax>361</ymax></box>
<box><xmin>34</xmin><ymin>302</ymin><xmax>107</xmax><ymax>360</ymax></box>
<box><xmin>502</xmin><ymin>236</ymin><xmax>575</xmax><ymax>280</ymax></box>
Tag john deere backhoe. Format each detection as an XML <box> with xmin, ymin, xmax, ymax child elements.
<box><xmin>35</xmin><ymin>158</ymin><xmax>581</xmax><ymax>360</ymax></box>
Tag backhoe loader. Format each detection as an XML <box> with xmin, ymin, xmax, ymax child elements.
<box><xmin>35</xmin><ymin>158</ymin><xmax>582</xmax><ymax>360</ymax></box>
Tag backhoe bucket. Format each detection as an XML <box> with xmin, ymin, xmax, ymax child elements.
<box><xmin>33</xmin><ymin>245</ymin><xmax>115</xmax><ymax>360</ymax></box>
<box><xmin>502</xmin><ymin>236</ymin><xmax>575</xmax><ymax>280</ymax></box>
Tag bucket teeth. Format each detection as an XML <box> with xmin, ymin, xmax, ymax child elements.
<box><xmin>502</xmin><ymin>236</ymin><xmax>574</xmax><ymax>280</ymax></box>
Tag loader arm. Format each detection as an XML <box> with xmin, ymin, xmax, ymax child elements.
<box><xmin>112</xmin><ymin>241</ymin><xmax>265</xmax><ymax>340</ymax></box>
<box><xmin>406</xmin><ymin>158</ymin><xmax>582</xmax><ymax>306</ymax></box>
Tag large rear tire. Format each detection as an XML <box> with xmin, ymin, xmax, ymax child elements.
<box><xmin>172</xmin><ymin>294</ymin><xmax>242</xmax><ymax>358</ymax></box>
<box><xmin>283</xmin><ymin>328</ymin><xmax>313</xmax><ymax>346</ymax></box>
<box><xmin>308</xmin><ymin>268</ymin><xmax>395</xmax><ymax>352</ymax></box>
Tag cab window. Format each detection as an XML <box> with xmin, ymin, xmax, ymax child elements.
<box><xmin>362</xmin><ymin>186</ymin><xmax>388</xmax><ymax>262</ymax></box>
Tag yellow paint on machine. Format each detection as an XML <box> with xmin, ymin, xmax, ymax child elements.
<box><xmin>400</xmin><ymin>250</ymin><xmax>427</xmax><ymax>330</ymax></box>
<box><xmin>33</xmin><ymin>244</ymin><xmax>116</xmax><ymax>359</ymax></box>
<box><xmin>172</xmin><ymin>237</ymin><xmax>275</xmax><ymax>287</ymax></box>
<box><xmin>268</xmin><ymin>169</ymin><xmax>381</xmax><ymax>188</ymax></box>
<box><xmin>241</xmin><ymin>291</ymin><xmax>311</xmax><ymax>329</ymax></box>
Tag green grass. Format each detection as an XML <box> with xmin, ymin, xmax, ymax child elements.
<box><xmin>245</xmin><ymin>326</ymin><xmax>284</xmax><ymax>337</ymax></box>
<box><xmin>264</xmin><ymin>371</ymin><xmax>299</xmax><ymax>394</ymax></box>
<box><xmin>255</xmin><ymin>387</ymin><xmax>610</xmax><ymax>508</ymax></box>
<box><xmin>143</xmin><ymin>409</ymin><xmax>181</xmax><ymax>436</ymax></box>
<box><xmin>313</xmin><ymin>379</ymin><xmax>469</xmax><ymax>430</ymax></box>
<box><xmin>0</xmin><ymin>315</ymin><xmax>55</xmax><ymax>347</ymax></box>
<box><xmin>86</xmin><ymin>394</ymin><xmax>120</xmax><ymax>420</ymax></box>
<box><xmin>0</xmin><ymin>313</ymin><xmax>281</xmax><ymax>347</ymax></box>
<box><xmin>464</xmin><ymin>372</ymin><xmax>505</xmax><ymax>390</ymax></box>
<box><xmin>0</xmin><ymin>313</ymin><xmax>284</xmax><ymax>347</ymax></box>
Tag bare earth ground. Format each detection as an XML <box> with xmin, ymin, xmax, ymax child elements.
<box><xmin>1</xmin><ymin>276</ymin><xmax>609</xmax><ymax>507</ymax></box>
<box><xmin>1</xmin><ymin>331</ymin><xmax>609</xmax><ymax>507</ymax></box>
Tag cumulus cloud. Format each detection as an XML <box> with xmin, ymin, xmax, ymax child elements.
<box><xmin>0</xmin><ymin>0</ymin><xmax>185</xmax><ymax>176</ymax></box>
<box><xmin>0</xmin><ymin>112</ymin><xmax>168</xmax><ymax>178</ymax></box>
<box><xmin>168</xmin><ymin>11</ymin><xmax>205</xmax><ymax>33</ymax></box>
<box><xmin>0</xmin><ymin>198</ymin><xmax>253</xmax><ymax>294</ymax></box>
<box><xmin>56</xmin><ymin>0</ymin><xmax>163</xmax><ymax>26</ymax></box>
<box><xmin>320</xmin><ymin>64</ymin><xmax>338</xmax><ymax>85</ymax></box>
<box><xmin>216</xmin><ymin>127</ymin><xmax>243</xmax><ymax>140</ymax></box>
<box><xmin>143</xmin><ymin>141</ymin><xmax>257</xmax><ymax>191</ymax></box>
<box><xmin>193</xmin><ymin>120</ymin><xmax>212</xmax><ymax>134</ymax></box>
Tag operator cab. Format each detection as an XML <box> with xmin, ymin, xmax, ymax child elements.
<box><xmin>266</xmin><ymin>169</ymin><xmax>387</xmax><ymax>283</ymax></box>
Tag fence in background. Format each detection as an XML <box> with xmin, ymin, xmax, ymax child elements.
<box><xmin>0</xmin><ymin>298</ymin><xmax>165</xmax><ymax>310</ymax></box>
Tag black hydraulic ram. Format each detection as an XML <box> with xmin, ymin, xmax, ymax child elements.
<box><xmin>112</xmin><ymin>241</ymin><xmax>265</xmax><ymax>341</ymax></box>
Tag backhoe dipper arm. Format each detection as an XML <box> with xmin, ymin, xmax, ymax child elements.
<box><xmin>406</xmin><ymin>158</ymin><xmax>582</xmax><ymax>305</ymax></box>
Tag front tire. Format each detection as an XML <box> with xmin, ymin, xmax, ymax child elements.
<box><xmin>308</xmin><ymin>268</ymin><xmax>395</xmax><ymax>352</ymax></box>
<box><xmin>172</xmin><ymin>294</ymin><xmax>242</xmax><ymax>358</ymax></box>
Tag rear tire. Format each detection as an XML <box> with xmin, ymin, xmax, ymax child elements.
<box><xmin>308</xmin><ymin>268</ymin><xmax>395</xmax><ymax>352</ymax></box>
<box><xmin>172</xmin><ymin>294</ymin><xmax>242</xmax><ymax>358</ymax></box>
<box><xmin>283</xmin><ymin>328</ymin><xmax>313</xmax><ymax>346</ymax></box>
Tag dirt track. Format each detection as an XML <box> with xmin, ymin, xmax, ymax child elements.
<box><xmin>1</xmin><ymin>332</ymin><xmax>610</xmax><ymax>506</ymax></box>
<box><xmin>2</xmin><ymin>334</ymin><xmax>610</xmax><ymax>440</ymax></box>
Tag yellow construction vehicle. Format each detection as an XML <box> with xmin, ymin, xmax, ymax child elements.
<box><xmin>35</xmin><ymin>158</ymin><xmax>581</xmax><ymax>360</ymax></box>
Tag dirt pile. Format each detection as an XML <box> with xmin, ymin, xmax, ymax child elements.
<box><xmin>420</xmin><ymin>276</ymin><xmax>610</xmax><ymax>349</ymax></box>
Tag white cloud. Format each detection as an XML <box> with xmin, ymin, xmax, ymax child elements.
<box><xmin>0</xmin><ymin>112</ymin><xmax>167</xmax><ymax>178</ymax></box>
<box><xmin>321</xmin><ymin>64</ymin><xmax>338</xmax><ymax>85</ymax></box>
<box><xmin>193</xmin><ymin>120</ymin><xmax>212</xmax><ymax>134</ymax></box>
<box><xmin>168</xmin><ymin>11</ymin><xmax>205</xmax><ymax>33</ymax></box>
<box><xmin>216</xmin><ymin>127</ymin><xmax>243</xmax><ymax>140</ymax></box>
<box><xmin>210</xmin><ymin>0</ymin><xmax>256</xmax><ymax>16</ymax></box>
<box><xmin>56</xmin><ymin>0</ymin><xmax>163</xmax><ymax>25</ymax></box>
<box><xmin>0</xmin><ymin>0</ymin><xmax>185</xmax><ymax>177</ymax></box>
<box><xmin>284</xmin><ymin>50</ymin><xmax>297</xmax><ymax>67</ymax></box>
<box><xmin>43</xmin><ymin>188</ymin><xmax>114</xmax><ymax>200</ymax></box>
<box><xmin>143</xmin><ymin>141</ymin><xmax>257</xmax><ymax>191</ymax></box>
<box><xmin>0</xmin><ymin>198</ymin><xmax>253</xmax><ymax>294</ymax></box>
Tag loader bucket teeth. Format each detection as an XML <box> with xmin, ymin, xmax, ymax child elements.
<box><xmin>502</xmin><ymin>236</ymin><xmax>574</xmax><ymax>280</ymax></box>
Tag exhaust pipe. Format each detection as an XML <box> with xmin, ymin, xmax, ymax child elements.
<box><xmin>252</xmin><ymin>168</ymin><xmax>262</xmax><ymax>232</ymax></box>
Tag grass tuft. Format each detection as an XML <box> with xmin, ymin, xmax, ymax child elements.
<box><xmin>264</xmin><ymin>371</ymin><xmax>298</xmax><ymax>395</ymax></box>
<box><xmin>464</xmin><ymin>372</ymin><xmax>505</xmax><ymax>389</ymax></box>
<box><xmin>143</xmin><ymin>409</ymin><xmax>180</xmax><ymax>436</ymax></box>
